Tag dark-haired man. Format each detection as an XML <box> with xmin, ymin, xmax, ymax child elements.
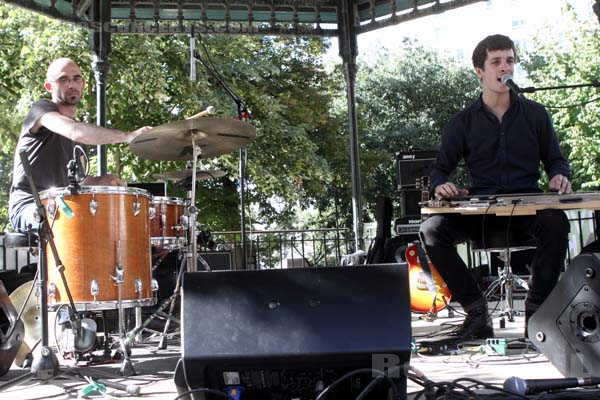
<box><xmin>9</xmin><ymin>57</ymin><xmax>151</xmax><ymax>233</ymax></box>
<box><xmin>419</xmin><ymin>34</ymin><xmax>571</xmax><ymax>340</ymax></box>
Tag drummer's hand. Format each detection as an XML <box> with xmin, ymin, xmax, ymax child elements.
<box><xmin>434</xmin><ymin>182</ymin><xmax>469</xmax><ymax>200</ymax></box>
<box><xmin>549</xmin><ymin>174</ymin><xmax>572</xmax><ymax>194</ymax></box>
<box><xmin>83</xmin><ymin>174</ymin><xmax>127</xmax><ymax>187</ymax></box>
<box><xmin>127</xmin><ymin>126</ymin><xmax>152</xmax><ymax>143</ymax></box>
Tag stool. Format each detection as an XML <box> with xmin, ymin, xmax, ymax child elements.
<box><xmin>4</xmin><ymin>232</ymin><xmax>38</xmax><ymax>250</ymax></box>
<box><xmin>471</xmin><ymin>228</ymin><xmax>535</xmax><ymax>324</ymax></box>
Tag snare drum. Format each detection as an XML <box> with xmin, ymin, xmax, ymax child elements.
<box><xmin>149</xmin><ymin>197</ymin><xmax>186</xmax><ymax>248</ymax></box>
<box><xmin>41</xmin><ymin>187</ymin><xmax>156</xmax><ymax>311</ymax></box>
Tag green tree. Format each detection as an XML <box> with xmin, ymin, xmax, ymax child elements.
<box><xmin>344</xmin><ymin>44</ymin><xmax>480</xmax><ymax>221</ymax></box>
<box><xmin>521</xmin><ymin>2</ymin><xmax>600</xmax><ymax>190</ymax></box>
<box><xmin>0</xmin><ymin>4</ymin><xmax>342</xmax><ymax>232</ymax></box>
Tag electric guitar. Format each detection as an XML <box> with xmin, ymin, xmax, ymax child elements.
<box><xmin>405</xmin><ymin>243</ymin><xmax>452</xmax><ymax>313</ymax></box>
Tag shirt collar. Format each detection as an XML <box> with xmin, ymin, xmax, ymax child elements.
<box><xmin>472</xmin><ymin>91</ymin><xmax>521</xmax><ymax>112</ymax></box>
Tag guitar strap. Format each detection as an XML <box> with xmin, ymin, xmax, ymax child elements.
<box><xmin>415</xmin><ymin>240</ymin><xmax>439</xmax><ymax>301</ymax></box>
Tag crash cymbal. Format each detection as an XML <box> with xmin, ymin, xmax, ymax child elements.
<box><xmin>153</xmin><ymin>169</ymin><xmax>226</xmax><ymax>181</ymax></box>
<box><xmin>130</xmin><ymin>117</ymin><xmax>257</xmax><ymax>161</ymax></box>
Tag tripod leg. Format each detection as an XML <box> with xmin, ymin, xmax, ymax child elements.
<box><xmin>158</xmin><ymin>256</ymin><xmax>187</xmax><ymax>350</ymax></box>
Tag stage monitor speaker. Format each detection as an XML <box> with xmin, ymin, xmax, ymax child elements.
<box><xmin>176</xmin><ymin>265</ymin><xmax>411</xmax><ymax>399</ymax></box>
<box><xmin>529</xmin><ymin>253</ymin><xmax>600</xmax><ymax>377</ymax></box>
<box><xmin>396</xmin><ymin>150</ymin><xmax>436</xmax><ymax>189</ymax></box>
<box><xmin>0</xmin><ymin>280</ymin><xmax>24</xmax><ymax>376</ymax></box>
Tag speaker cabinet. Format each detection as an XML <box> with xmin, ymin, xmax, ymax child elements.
<box><xmin>198</xmin><ymin>251</ymin><xmax>232</xmax><ymax>271</ymax></box>
<box><xmin>529</xmin><ymin>253</ymin><xmax>600</xmax><ymax>376</ymax></box>
<box><xmin>176</xmin><ymin>265</ymin><xmax>411</xmax><ymax>399</ymax></box>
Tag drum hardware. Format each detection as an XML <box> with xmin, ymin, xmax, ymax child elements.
<box><xmin>0</xmin><ymin>151</ymin><xmax>140</xmax><ymax>396</ymax></box>
<box><xmin>111</xmin><ymin>241</ymin><xmax>135</xmax><ymax>376</ymax></box>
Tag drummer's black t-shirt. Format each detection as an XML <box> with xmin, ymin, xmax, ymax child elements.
<box><xmin>9</xmin><ymin>100</ymin><xmax>79</xmax><ymax>223</ymax></box>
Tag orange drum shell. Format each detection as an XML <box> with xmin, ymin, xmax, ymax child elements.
<box><xmin>149</xmin><ymin>197</ymin><xmax>185</xmax><ymax>240</ymax></box>
<box><xmin>43</xmin><ymin>190</ymin><xmax>152</xmax><ymax>305</ymax></box>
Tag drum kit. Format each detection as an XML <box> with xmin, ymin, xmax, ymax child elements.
<box><xmin>10</xmin><ymin>115</ymin><xmax>256</xmax><ymax>375</ymax></box>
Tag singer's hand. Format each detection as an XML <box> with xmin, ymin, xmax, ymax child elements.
<box><xmin>434</xmin><ymin>182</ymin><xmax>469</xmax><ymax>200</ymax></box>
<box><xmin>549</xmin><ymin>174</ymin><xmax>572</xmax><ymax>194</ymax></box>
<box><xmin>82</xmin><ymin>174</ymin><xmax>127</xmax><ymax>187</ymax></box>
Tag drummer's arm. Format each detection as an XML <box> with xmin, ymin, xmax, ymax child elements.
<box><xmin>82</xmin><ymin>175</ymin><xmax>127</xmax><ymax>187</ymax></box>
<box><xmin>34</xmin><ymin>112</ymin><xmax>150</xmax><ymax>144</ymax></box>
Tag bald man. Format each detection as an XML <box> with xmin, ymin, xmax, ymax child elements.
<box><xmin>9</xmin><ymin>58</ymin><xmax>151</xmax><ymax>233</ymax></box>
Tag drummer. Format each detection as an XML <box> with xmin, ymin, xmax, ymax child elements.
<box><xmin>9</xmin><ymin>57</ymin><xmax>152</xmax><ymax>234</ymax></box>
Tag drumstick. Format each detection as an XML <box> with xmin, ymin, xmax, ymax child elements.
<box><xmin>186</xmin><ymin>105</ymin><xmax>215</xmax><ymax>120</ymax></box>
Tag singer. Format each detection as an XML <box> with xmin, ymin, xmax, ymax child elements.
<box><xmin>419</xmin><ymin>34</ymin><xmax>571</xmax><ymax>340</ymax></box>
<box><xmin>8</xmin><ymin>58</ymin><xmax>152</xmax><ymax>233</ymax></box>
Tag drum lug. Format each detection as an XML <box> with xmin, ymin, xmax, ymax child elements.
<box><xmin>47</xmin><ymin>282</ymin><xmax>56</xmax><ymax>301</ymax></box>
<box><xmin>151</xmin><ymin>279</ymin><xmax>159</xmax><ymax>293</ymax></box>
<box><xmin>134</xmin><ymin>278</ymin><xmax>143</xmax><ymax>299</ymax></box>
<box><xmin>89</xmin><ymin>198</ymin><xmax>98</xmax><ymax>215</ymax></box>
<box><xmin>90</xmin><ymin>280</ymin><xmax>100</xmax><ymax>302</ymax></box>
<box><xmin>149</xmin><ymin>206</ymin><xmax>156</xmax><ymax>219</ymax></box>
<box><xmin>133</xmin><ymin>199</ymin><xmax>141</xmax><ymax>216</ymax></box>
<box><xmin>47</xmin><ymin>198</ymin><xmax>57</xmax><ymax>219</ymax></box>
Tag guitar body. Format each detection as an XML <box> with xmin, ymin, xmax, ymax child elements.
<box><xmin>405</xmin><ymin>243</ymin><xmax>452</xmax><ymax>313</ymax></box>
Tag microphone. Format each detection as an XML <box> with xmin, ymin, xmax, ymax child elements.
<box><xmin>501</xmin><ymin>74</ymin><xmax>525</xmax><ymax>98</ymax></box>
<box><xmin>504</xmin><ymin>376</ymin><xmax>600</xmax><ymax>395</ymax></box>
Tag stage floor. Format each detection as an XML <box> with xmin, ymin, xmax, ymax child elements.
<box><xmin>0</xmin><ymin>300</ymin><xmax>581</xmax><ymax>399</ymax></box>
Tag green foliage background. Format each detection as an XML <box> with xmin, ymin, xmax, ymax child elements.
<box><xmin>1</xmin><ymin>1</ymin><xmax>599</xmax><ymax>237</ymax></box>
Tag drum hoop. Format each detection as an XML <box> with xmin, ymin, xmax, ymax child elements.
<box><xmin>151</xmin><ymin>196</ymin><xmax>186</xmax><ymax>205</ymax></box>
<box><xmin>40</xmin><ymin>186</ymin><xmax>152</xmax><ymax>199</ymax></box>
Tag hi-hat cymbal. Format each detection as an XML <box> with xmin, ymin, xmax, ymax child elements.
<box><xmin>153</xmin><ymin>169</ymin><xmax>226</xmax><ymax>181</ymax></box>
<box><xmin>130</xmin><ymin>117</ymin><xmax>257</xmax><ymax>161</ymax></box>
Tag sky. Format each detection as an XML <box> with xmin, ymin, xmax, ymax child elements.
<box><xmin>325</xmin><ymin>0</ymin><xmax>596</xmax><ymax>72</ymax></box>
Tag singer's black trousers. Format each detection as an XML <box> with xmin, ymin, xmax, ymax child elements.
<box><xmin>419</xmin><ymin>209</ymin><xmax>569</xmax><ymax>311</ymax></box>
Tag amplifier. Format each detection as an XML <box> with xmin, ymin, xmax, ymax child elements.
<box><xmin>198</xmin><ymin>251</ymin><xmax>232</xmax><ymax>271</ymax></box>
<box><xmin>395</xmin><ymin>150</ymin><xmax>436</xmax><ymax>189</ymax></box>
<box><xmin>395</xmin><ymin>216</ymin><xmax>422</xmax><ymax>236</ymax></box>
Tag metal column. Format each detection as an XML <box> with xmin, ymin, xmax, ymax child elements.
<box><xmin>337</xmin><ymin>0</ymin><xmax>363</xmax><ymax>250</ymax></box>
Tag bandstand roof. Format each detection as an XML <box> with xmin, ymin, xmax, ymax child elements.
<box><xmin>4</xmin><ymin>0</ymin><xmax>485</xmax><ymax>36</ymax></box>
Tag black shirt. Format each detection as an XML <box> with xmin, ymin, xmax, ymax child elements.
<box><xmin>9</xmin><ymin>100</ymin><xmax>78</xmax><ymax>219</ymax></box>
<box><xmin>430</xmin><ymin>93</ymin><xmax>570</xmax><ymax>195</ymax></box>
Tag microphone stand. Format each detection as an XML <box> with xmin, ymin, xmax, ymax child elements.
<box><xmin>0</xmin><ymin>150</ymin><xmax>140</xmax><ymax>395</ymax></box>
<box><xmin>521</xmin><ymin>79</ymin><xmax>600</xmax><ymax>94</ymax></box>
<box><xmin>192</xmin><ymin>47</ymin><xmax>250</xmax><ymax>270</ymax></box>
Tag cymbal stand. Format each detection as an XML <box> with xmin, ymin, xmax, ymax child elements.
<box><xmin>0</xmin><ymin>150</ymin><xmax>139</xmax><ymax>396</ymax></box>
<box><xmin>157</xmin><ymin>133</ymin><xmax>205</xmax><ymax>350</ymax></box>
<box><xmin>111</xmin><ymin>241</ymin><xmax>135</xmax><ymax>376</ymax></box>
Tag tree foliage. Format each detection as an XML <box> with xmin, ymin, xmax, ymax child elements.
<box><xmin>348</xmin><ymin>43</ymin><xmax>480</xmax><ymax>219</ymax></box>
<box><xmin>521</xmin><ymin>3</ymin><xmax>600</xmax><ymax>191</ymax></box>
<box><xmin>0</xmin><ymin>3</ymin><xmax>342</xmax><ymax>232</ymax></box>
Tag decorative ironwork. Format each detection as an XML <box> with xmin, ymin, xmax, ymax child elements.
<box><xmin>3</xmin><ymin>0</ymin><xmax>486</xmax><ymax>36</ymax></box>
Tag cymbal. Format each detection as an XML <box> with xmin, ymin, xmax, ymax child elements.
<box><xmin>9</xmin><ymin>281</ymin><xmax>40</xmax><ymax>365</ymax></box>
<box><xmin>153</xmin><ymin>169</ymin><xmax>226</xmax><ymax>181</ymax></box>
<box><xmin>130</xmin><ymin>117</ymin><xmax>256</xmax><ymax>161</ymax></box>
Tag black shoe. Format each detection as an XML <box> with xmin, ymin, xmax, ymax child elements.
<box><xmin>450</xmin><ymin>305</ymin><xmax>494</xmax><ymax>340</ymax></box>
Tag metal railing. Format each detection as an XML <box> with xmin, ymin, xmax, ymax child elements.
<box><xmin>205</xmin><ymin>228</ymin><xmax>356</xmax><ymax>270</ymax></box>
